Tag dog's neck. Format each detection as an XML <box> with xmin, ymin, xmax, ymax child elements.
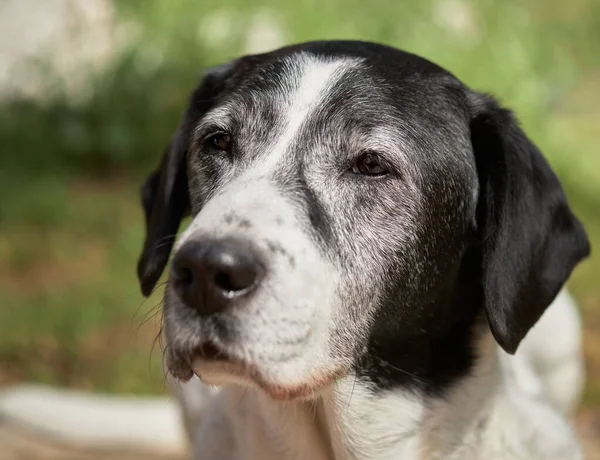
<box><xmin>206</xmin><ymin>334</ymin><xmax>502</xmax><ymax>460</ymax></box>
<box><xmin>326</xmin><ymin>334</ymin><xmax>501</xmax><ymax>459</ymax></box>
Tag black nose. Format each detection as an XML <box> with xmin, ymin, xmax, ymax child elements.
<box><xmin>171</xmin><ymin>239</ymin><xmax>264</xmax><ymax>314</ymax></box>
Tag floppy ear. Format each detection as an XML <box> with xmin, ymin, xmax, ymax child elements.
<box><xmin>141</xmin><ymin>169</ymin><xmax>161</xmax><ymax>229</ymax></box>
<box><xmin>469</xmin><ymin>93</ymin><xmax>590</xmax><ymax>354</ymax></box>
<box><xmin>137</xmin><ymin>132</ymin><xmax>190</xmax><ymax>297</ymax></box>
<box><xmin>137</xmin><ymin>61</ymin><xmax>240</xmax><ymax>296</ymax></box>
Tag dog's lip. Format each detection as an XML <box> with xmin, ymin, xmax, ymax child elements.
<box><xmin>166</xmin><ymin>340</ymin><xmax>235</xmax><ymax>382</ymax></box>
<box><xmin>192</xmin><ymin>341</ymin><xmax>231</xmax><ymax>361</ymax></box>
<box><xmin>186</xmin><ymin>340</ymin><xmax>245</xmax><ymax>377</ymax></box>
<box><xmin>187</xmin><ymin>346</ymin><xmax>348</xmax><ymax>401</ymax></box>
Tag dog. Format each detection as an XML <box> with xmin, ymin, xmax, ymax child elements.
<box><xmin>135</xmin><ymin>40</ymin><xmax>591</xmax><ymax>459</ymax></box>
<box><xmin>0</xmin><ymin>39</ymin><xmax>589</xmax><ymax>459</ymax></box>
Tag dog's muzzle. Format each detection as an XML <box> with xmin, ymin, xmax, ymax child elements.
<box><xmin>171</xmin><ymin>238</ymin><xmax>265</xmax><ymax>316</ymax></box>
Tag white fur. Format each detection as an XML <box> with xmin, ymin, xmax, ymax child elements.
<box><xmin>178</xmin><ymin>175</ymin><xmax>339</xmax><ymax>389</ymax></box>
<box><xmin>498</xmin><ymin>289</ymin><xmax>585</xmax><ymax>416</ymax></box>
<box><xmin>0</xmin><ymin>298</ymin><xmax>584</xmax><ymax>459</ymax></box>
<box><xmin>183</xmin><ymin>292</ymin><xmax>582</xmax><ymax>459</ymax></box>
<box><xmin>175</xmin><ymin>56</ymin><xmax>365</xmax><ymax>391</ymax></box>
<box><xmin>266</xmin><ymin>54</ymin><xmax>362</xmax><ymax>168</ymax></box>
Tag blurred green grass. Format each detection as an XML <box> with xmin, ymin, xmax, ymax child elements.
<box><xmin>0</xmin><ymin>0</ymin><xmax>599</xmax><ymax>403</ymax></box>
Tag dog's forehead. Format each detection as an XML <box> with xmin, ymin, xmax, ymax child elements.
<box><xmin>207</xmin><ymin>52</ymin><xmax>367</xmax><ymax>128</ymax></box>
<box><xmin>199</xmin><ymin>48</ymin><xmax>467</xmax><ymax>145</ymax></box>
<box><xmin>217</xmin><ymin>47</ymin><xmax>458</xmax><ymax>119</ymax></box>
<box><xmin>190</xmin><ymin>41</ymin><xmax>476</xmax><ymax>190</ymax></box>
<box><xmin>239</xmin><ymin>40</ymin><xmax>453</xmax><ymax>85</ymax></box>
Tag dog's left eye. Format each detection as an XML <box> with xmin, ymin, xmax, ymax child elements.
<box><xmin>204</xmin><ymin>132</ymin><xmax>232</xmax><ymax>153</ymax></box>
<box><xmin>351</xmin><ymin>152</ymin><xmax>389</xmax><ymax>177</ymax></box>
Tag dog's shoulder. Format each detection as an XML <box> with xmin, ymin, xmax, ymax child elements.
<box><xmin>458</xmin><ymin>387</ymin><xmax>582</xmax><ymax>460</ymax></box>
<box><xmin>422</xmin><ymin>297</ymin><xmax>584</xmax><ymax>459</ymax></box>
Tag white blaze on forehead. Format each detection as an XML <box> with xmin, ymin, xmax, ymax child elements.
<box><xmin>264</xmin><ymin>53</ymin><xmax>363</xmax><ymax>167</ymax></box>
<box><xmin>194</xmin><ymin>54</ymin><xmax>362</xmax><ymax>150</ymax></box>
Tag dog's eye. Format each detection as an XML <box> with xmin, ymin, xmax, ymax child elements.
<box><xmin>351</xmin><ymin>152</ymin><xmax>389</xmax><ymax>177</ymax></box>
<box><xmin>205</xmin><ymin>132</ymin><xmax>232</xmax><ymax>153</ymax></box>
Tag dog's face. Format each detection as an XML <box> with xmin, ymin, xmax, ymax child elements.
<box><xmin>138</xmin><ymin>41</ymin><xmax>589</xmax><ymax>400</ymax></box>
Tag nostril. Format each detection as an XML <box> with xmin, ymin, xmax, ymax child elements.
<box><xmin>180</xmin><ymin>266</ymin><xmax>194</xmax><ymax>285</ymax></box>
<box><xmin>214</xmin><ymin>272</ymin><xmax>236</xmax><ymax>293</ymax></box>
<box><xmin>172</xmin><ymin>259</ymin><xmax>194</xmax><ymax>286</ymax></box>
<box><xmin>214</xmin><ymin>267</ymin><xmax>258</xmax><ymax>294</ymax></box>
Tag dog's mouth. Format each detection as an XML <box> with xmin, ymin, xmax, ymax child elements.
<box><xmin>193</xmin><ymin>341</ymin><xmax>231</xmax><ymax>362</ymax></box>
<box><xmin>168</xmin><ymin>340</ymin><xmax>346</xmax><ymax>401</ymax></box>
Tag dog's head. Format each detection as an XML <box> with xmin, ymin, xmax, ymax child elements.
<box><xmin>137</xmin><ymin>41</ymin><xmax>589</xmax><ymax>399</ymax></box>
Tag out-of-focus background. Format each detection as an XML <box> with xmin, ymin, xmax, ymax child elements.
<box><xmin>0</xmin><ymin>0</ymin><xmax>598</xmax><ymax>457</ymax></box>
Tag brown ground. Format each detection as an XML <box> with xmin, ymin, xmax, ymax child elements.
<box><xmin>0</xmin><ymin>423</ymin><xmax>185</xmax><ymax>460</ymax></box>
<box><xmin>578</xmin><ymin>409</ymin><xmax>600</xmax><ymax>459</ymax></box>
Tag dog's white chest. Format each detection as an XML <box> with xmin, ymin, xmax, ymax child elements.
<box><xmin>192</xmin><ymin>380</ymin><xmax>426</xmax><ymax>460</ymax></box>
<box><xmin>325</xmin><ymin>378</ymin><xmax>425</xmax><ymax>460</ymax></box>
<box><xmin>190</xmin><ymin>332</ymin><xmax>583</xmax><ymax>460</ymax></box>
<box><xmin>192</xmin><ymin>388</ymin><xmax>333</xmax><ymax>460</ymax></box>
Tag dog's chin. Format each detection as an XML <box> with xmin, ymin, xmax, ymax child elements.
<box><xmin>185</xmin><ymin>356</ymin><xmax>347</xmax><ymax>402</ymax></box>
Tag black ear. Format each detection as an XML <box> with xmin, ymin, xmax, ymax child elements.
<box><xmin>137</xmin><ymin>61</ymin><xmax>240</xmax><ymax>296</ymax></box>
<box><xmin>469</xmin><ymin>93</ymin><xmax>590</xmax><ymax>354</ymax></box>
<box><xmin>137</xmin><ymin>132</ymin><xmax>190</xmax><ymax>297</ymax></box>
<box><xmin>141</xmin><ymin>169</ymin><xmax>160</xmax><ymax>228</ymax></box>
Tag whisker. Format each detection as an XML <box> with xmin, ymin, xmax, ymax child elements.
<box><xmin>234</xmin><ymin>387</ymin><xmax>249</xmax><ymax>411</ymax></box>
<box><xmin>346</xmin><ymin>373</ymin><xmax>358</xmax><ymax>412</ymax></box>
<box><xmin>146</xmin><ymin>239</ymin><xmax>177</xmax><ymax>255</ymax></box>
<box><xmin>159</xmin><ymin>342</ymin><xmax>170</xmax><ymax>391</ymax></box>
<box><xmin>148</xmin><ymin>234</ymin><xmax>179</xmax><ymax>251</ymax></box>
<box><xmin>135</xmin><ymin>300</ymin><xmax>164</xmax><ymax>334</ymax></box>
<box><xmin>131</xmin><ymin>280</ymin><xmax>168</xmax><ymax>325</ymax></box>
<box><xmin>367</xmin><ymin>354</ymin><xmax>429</xmax><ymax>384</ymax></box>
<box><xmin>148</xmin><ymin>319</ymin><xmax>165</xmax><ymax>382</ymax></box>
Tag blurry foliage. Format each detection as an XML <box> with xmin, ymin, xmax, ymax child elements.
<box><xmin>0</xmin><ymin>0</ymin><xmax>598</xmax><ymax>179</ymax></box>
<box><xmin>0</xmin><ymin>33</ymin><xmax>202</xmax><ymax>177</ymax></box>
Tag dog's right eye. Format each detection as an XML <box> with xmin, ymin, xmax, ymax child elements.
<box><xmin>351</xmin><ymin>151</ymin><xmax>390</xmax><ymax>177</ymax></box>
<box><xmin>204</xmin><ymin>132</ymin><xmax>232</xmax><ymax>153</ymax></box>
